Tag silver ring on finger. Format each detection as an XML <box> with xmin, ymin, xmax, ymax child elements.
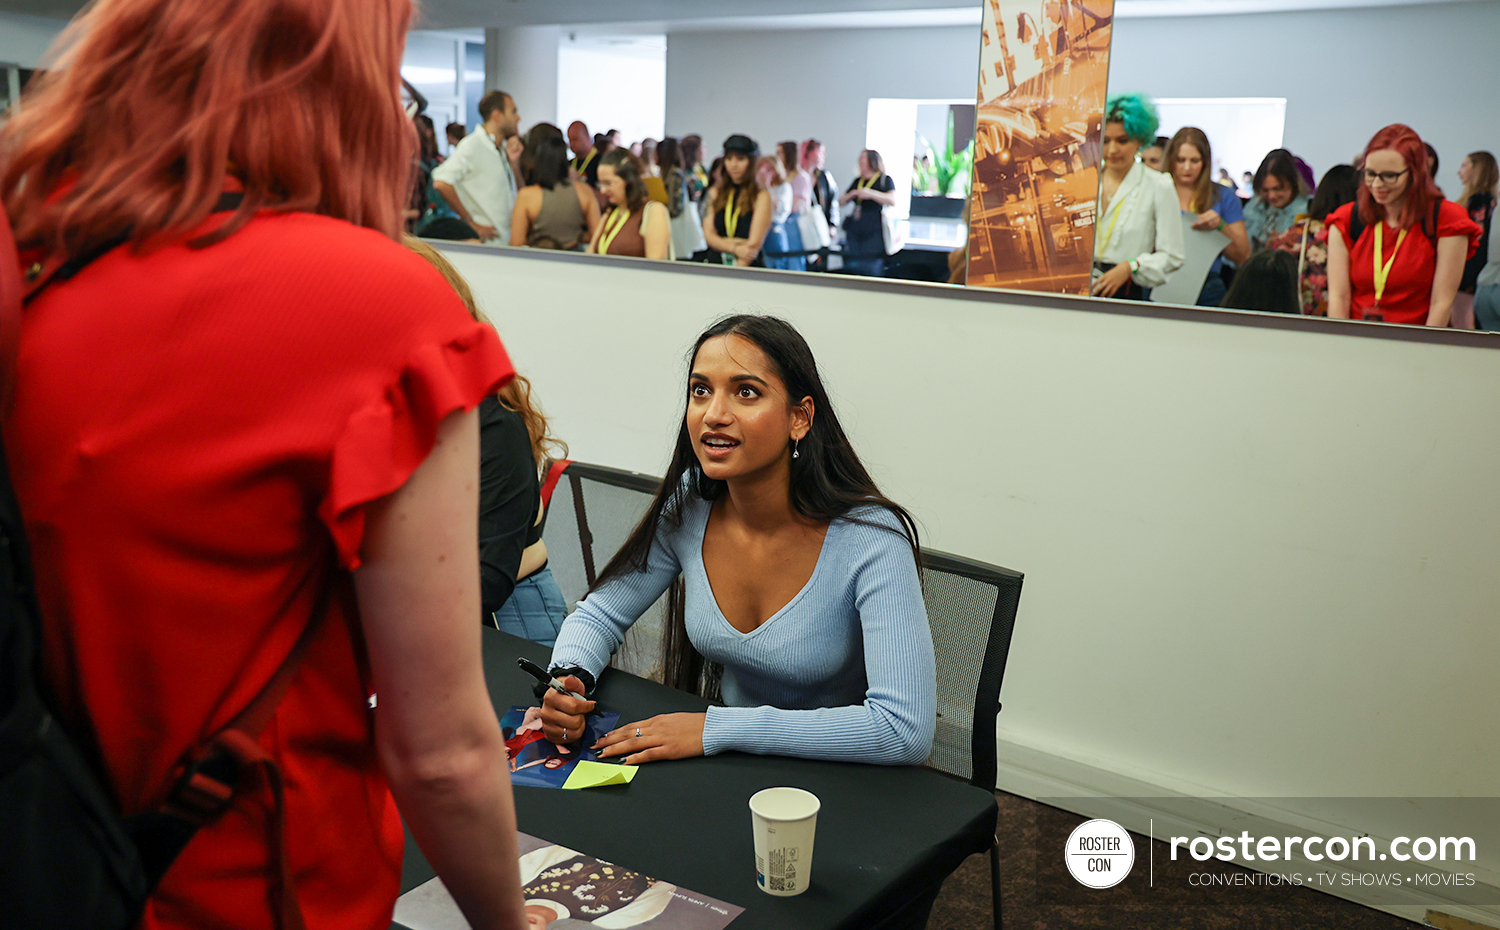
<box><xmin>635</xmin><ymin>728</ymin><xmax>642</xmax><ymax>738</ymax></box>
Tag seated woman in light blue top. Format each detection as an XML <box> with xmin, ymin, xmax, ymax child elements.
<box><xmin>539</xmin><ymin>314</ymin><xmax>935</xmax><ymax>766</ymax></box>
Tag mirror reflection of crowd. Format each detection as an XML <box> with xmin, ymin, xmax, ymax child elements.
<box><xmin>402</xmin><ymin>88</ymin><xmax>1496</xmax><ymax>320</ymax></box>
<box><xmin>403</xmin><ymin>94</ymin><xmax>895</xmax><ymax>276</ymax></box>
<box><xmin>1102</xmin><ymin>92</ymin><xmax>1493</xmax><ymax>328</ymax></box>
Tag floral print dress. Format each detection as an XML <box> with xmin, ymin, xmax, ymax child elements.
<box><xmin>1265</xmin><ymin>217</ymin><xmax>1328</xmax><ymax>315</ymax></box>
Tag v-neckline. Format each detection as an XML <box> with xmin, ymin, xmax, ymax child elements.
<box><xmin>696</xmin><ymin>502</ymin><xmax>834</xmax><ymax>638</ymax></box>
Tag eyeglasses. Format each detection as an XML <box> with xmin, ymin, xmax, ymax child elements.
<box><xmin>1363</xmin><ymin>168</ymin><xmax>1409</xmax><ymax>185</ymax></box>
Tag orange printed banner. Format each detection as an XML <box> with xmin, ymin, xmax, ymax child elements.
<box><xmin>965</xmin><ymin>0</ymin><xmax>1115</xmax><ymax>294</ymax></box>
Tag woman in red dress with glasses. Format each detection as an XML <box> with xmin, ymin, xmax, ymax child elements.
<box><xmin>1326</xmin><ymin>124</ymin><xmax>1481</xmax><ymax>326</ymax></box>
<box><xmin>0</xmin><ymin>1</ymin><xmax>526</xmax><ymax>927</ymax></box>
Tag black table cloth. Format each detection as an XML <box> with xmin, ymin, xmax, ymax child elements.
<box><xmin>395</xmin><ymin>629</ymin><xmax>996</xmax><ymax>930</ymax></box>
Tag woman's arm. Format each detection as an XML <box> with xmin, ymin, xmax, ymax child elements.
<box><xmin>355</xmin><ymin>408</ymin><xmax>526</xmax><ymax>930</ymax></box>
<box><xmin>642</xmin><ymin>201</ymin><xmax>671</xmax><ymax>260</ymax></box>
<box><xmin>1218</xmin><ymin>219</ymin><xmax>1252</xmax><ymax>264</ymax></box>
<box><xmin>735</xmin><ymin>190</ymin><xmax>774</xmax><ymax>266</ymax></box>
<box><xmin>1130</xmin><ymin>174</ymin><xmax>1186</xmax><ymax>287</ymax></box>
<box><xmin>539</xmin><ymin>525</ymin><xmax>685</xmax><ymax>743</ymax></box>
<box><xmin>864</xmin><ymin>184</ymin><xmax>897</xmax><ymax>208</ymax></box>
<box><xmin>1327</xmin><ymin>225</ymin><xmax>1352</xmax><ymax>319</ymax></box>
<box><xmin>703</xmin><ymin>196</ymin><xmax>734</xmax><ymax>253</ymax></box>
<box><xmin>1427</xmin><ymin>235</ymin><xmax>1469</xmax><ymax>326</ymax></box>
<box><xmin>508</xmin><ymin>187</ymin><xmax>536</xmax><ymax>247</ymax></box>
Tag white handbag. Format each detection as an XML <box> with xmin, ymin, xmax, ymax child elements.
<box><xmin>880</xmin><ymin>207</ymin><xmax>903</xmax><ymax>255</ymax></box>
<box><xmin>798</xmin><ymin>207</ymin><xmax>831</xmax><ymax>250</ymax></box>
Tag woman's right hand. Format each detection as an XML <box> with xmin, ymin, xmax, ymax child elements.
<box><xmin>538</xmin><ymin>675</ymin><xmax>595</xmax><ymax>743</ymax></box>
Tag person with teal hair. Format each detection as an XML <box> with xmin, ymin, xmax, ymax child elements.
<box><xmin>1091</xmin><ymin>92</ymin><xmax>1184</xmax><ymax>300</ymax></box>
<box><xmin>1105</xmin><ymin>93</ymin><xmax>1160</xmax><ymax>148</ymax></box>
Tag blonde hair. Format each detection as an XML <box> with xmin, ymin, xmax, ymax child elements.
<box><xmin>1458</xmin><ymin>151</ymin><xmax>1498</xmax><ymax>210</ymax></box>
<box><xmin>1164</xmin><ymin>127</ymin><xmax>1216</xmax><ymax>214</ymax></box>
<box><xmin>755</xmin><ymin>154</ymin><xmax>786</xmax><ymax>189</ymax></box>
<box><xmin>403</xmin><ymin>236</ymin><xmax>568</xmax><ymax>466</ymax></box>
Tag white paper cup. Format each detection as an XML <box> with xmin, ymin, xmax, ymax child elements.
<box><xmin>749</xmin><ymin>787</ymin><xmax>820</xmax><ymax>896</ymax></box>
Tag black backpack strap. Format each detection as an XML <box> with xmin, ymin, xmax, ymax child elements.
<box><xmin>22</xmin><ymin>193</ymin><xmax>246</xmax><ymax>307</ymax></box>
<box><xmin>1346</xmin><ymin>203</ymin><xmax>1366</xmax><ymax>250</ymax></box>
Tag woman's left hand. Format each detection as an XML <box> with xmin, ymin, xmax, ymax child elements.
<box><xmin>594</xmin><ymin>713</ymin><xmax>706</xmax><ymax>764</ymax></box>
<box><xmin>1090</xmin><ymin>261</ymin><xmax>1135</xmax><ymax>298</ymax></box>
<box><xmin>1192</xmin><ymin>209</ymin><xmax>1223</xmax><ymax>232</ymax></box>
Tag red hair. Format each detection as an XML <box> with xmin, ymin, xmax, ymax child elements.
<box><xmin>0</xmin><ymin>0</ymin><xmax>415</xmax><ymax>258</ymax></box>
<box><xmin>1355</xmin><ymin>124</ymin><xmax>1442</xmax><ymax>234</ymax></box>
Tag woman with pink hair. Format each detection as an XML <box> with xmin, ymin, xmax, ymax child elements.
<box><xmin>0</xmin><ymin>0</ymin><xmax>526</xmax><ymax>927</ymax></box>
<box><xmin>1326</xmin><ymin>124</ymin><xmax>1481</xmax><ymax>326</ymax></box>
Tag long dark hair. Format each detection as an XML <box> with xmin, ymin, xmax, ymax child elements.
<box><xmin>600</xmin><ymin>147</ymin><xmax>648</xmax><ymax>212</ymax></box>
<box><xmin>521</xmin><ymin>122</ymin><xmax>570</xmax><ymax>189</ymax></box>
<box><xmin>592</xmin><ymin>314</ymin><xmax>921</xmax><ymax>696</ymax></box>
<box><xmin>1220</xmin><ymin>249</ymin><xmax>1300</xmax><ymax>315</ymax></box>
<box><xmin>657</xmin><ymin>137</ymin><xmax>682</xmax><ymax>176</ymax></box>
<box><xmin>1308</xmin><ymin>164</ymin><xmax>1359</xmax><ymax>221</ymax></box>
<box><xmin>1252</xmin><ymin>148</ymin><xmax>1305</xmax><ymax>205</ymax></box>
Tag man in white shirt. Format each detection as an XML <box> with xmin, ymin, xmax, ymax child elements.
<box><xmin>432</xmin><ymin>90</ymin><xmax>522</xmax><ymax>244</ymax></box>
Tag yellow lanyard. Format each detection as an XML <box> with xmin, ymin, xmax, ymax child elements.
<box><xmin>1099</xmin><ymin>181</ymin><xmax>1133</xmax><ymax>252</ymax></box>
<box><xmin>596</xmin><ymin>207</ymin><xmax>631</xmax><ymax>254</ymax></box>
<box><xmin>722</xmin><ymin>192</ymin><xmax>743</xmax><ymax>238</ymax></box>
<box><xmin>576</xmin><ymin>148</ymin><xmax>597</xmax><ymax>174</ymax></box>
<box><xmin>857</xmin><ymin>172</ymin><xmax>882</xmax><ymax>191</ymax></box>
<box><xmin>1371</xmin><ymin>223</ymin><xmax>1409</xmax><ymax>307</ymax></box>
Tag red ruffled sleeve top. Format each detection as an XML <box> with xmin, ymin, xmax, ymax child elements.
<box><xmin>1327</xmin><ymin>200</ymin><xmax>1481</xmax><ymax>325</ymax></box>
<box><xmin>3</xmin><ymin>213</ymin><xmax>513</xmax><ymax>930</ymax></box>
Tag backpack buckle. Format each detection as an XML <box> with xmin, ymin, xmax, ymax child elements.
<box><xmin>163</xmin><ymin>748</ymin><xmax>240</xmax><ymax>826</ymax></box>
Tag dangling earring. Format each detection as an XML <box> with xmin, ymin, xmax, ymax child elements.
<box><xmin>792</xmin><ymin>437</ymin><xmax>800</xmax><ymax>459</ymax></box>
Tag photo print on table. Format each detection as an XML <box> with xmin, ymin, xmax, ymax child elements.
<box><xmin>393</xmin><ymin>832</ymin><xmax>745</xmax><ymax>930</ymax></box>
<box><xmin>502</xmin><ymin>705</ymin><xmax>621</xmax><ymax>789</ymax></box>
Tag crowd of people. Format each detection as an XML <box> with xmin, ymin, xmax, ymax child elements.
<box><xmin>407</xmin><ymin>94</ymin><xmax>901</xmax><ymax>276</ymax></box>
<box><xmin>1095</xmin><ymin>92</ymin><xmax>1495</xmax><ymax>329</ymax></box>
<box><xmin>414</xmin><ymin>88</ymin><xmax>1498</xmax><ymax>328</ymax></box>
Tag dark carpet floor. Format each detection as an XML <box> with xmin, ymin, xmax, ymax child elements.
<box><xmin>925</xmin><ymin>792</ymin><xmax>1429</xmax><ymax>930</ymax></box>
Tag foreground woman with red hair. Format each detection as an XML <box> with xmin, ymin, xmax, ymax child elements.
<box><xmin>1326</xmin><ymin>124</ymin><xmax>1481</xmax><ymax>326</ymax></box>
<box><xmin>0</xmin><ymin>1</ymin><xmax>526</xmax><ymax>928</ymax></box>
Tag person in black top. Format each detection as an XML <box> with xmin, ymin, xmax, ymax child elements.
<box><xmin>567</xmin><ymin>119</ymin><xmax>601</xmax><ymax>189</ymax></box>
<box><xmin>405</xmin><ymin>237</ymin><xmax>572</xmax><ymax>644</ymax></box>
<box><xmin>702</xmin><ymin>133</ymin><xmax>772</xmax><ymax>267</ymax></box>
<box><xmin>838</xmin><ymin>148</ymin><xmax>896</xmax><ymax>277</ymax></box>
<box><xmin>1454</xmin><ymin>151</ymin><xmax>1497</xmax><ymax>328</ymax></box>
<box><xmin>801</xmin><ymin>139</ymin><xmax>841</xmax><ymax>232</ymax></box>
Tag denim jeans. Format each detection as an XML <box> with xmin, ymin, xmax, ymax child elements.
<box><xmin>492</xmin><ymin>565</ymin><xmax>568</xmax><ymax>646</ymax></box>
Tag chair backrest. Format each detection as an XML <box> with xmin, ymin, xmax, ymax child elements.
<box><xmin>540</xmin><ymin>461</ymin><xmax>672</xmax><ymax>681</ymax></box>
<box><xmin>920</xmin><ymin>549</ymin><xmax>1023</xmax><ymax>791</ymax></box>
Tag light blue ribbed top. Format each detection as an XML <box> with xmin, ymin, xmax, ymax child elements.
<box><xmin>548</xmin><ymin>494</ymin><xmax>936</xmax><ymax>765</ymax></box>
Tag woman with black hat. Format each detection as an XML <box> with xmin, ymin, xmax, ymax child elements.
<box><xmin>703</xmin><ymin>134</ymin><xmax>772</xmax><ymax>266</ymax></box>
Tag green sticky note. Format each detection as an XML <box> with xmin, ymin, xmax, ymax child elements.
<box><xmin>561</xmin><ymin>760</ymin><xmax>638</xmax><ymax>790</ymax></box>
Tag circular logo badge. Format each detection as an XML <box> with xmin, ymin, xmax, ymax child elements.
<box><xmin>1065</xmin><ymin>819</ymin><xmax>1135</xmax><ymax>888</ymax></box>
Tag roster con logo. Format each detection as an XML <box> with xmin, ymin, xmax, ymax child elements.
<box><xmin>1066</xmin><ymin>819</ymin><xmax>1136</xmax><ymax>888</ymax></box>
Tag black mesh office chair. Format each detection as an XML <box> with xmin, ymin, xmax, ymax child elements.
<box><xmin>539</xmin><ymin>461</ymin><xmax>672</xmax><ymax>680</ymax></box>
<box><xmin>919</xmin><ymin>548</ymin><xmax>1023</xmax><ymax>930</ymax></box>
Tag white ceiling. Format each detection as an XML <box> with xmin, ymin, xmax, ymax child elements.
<box><xmin>1</xmin><ymin>0</ymin><xmax>1489</xmax><ymax>32</ymax></box>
